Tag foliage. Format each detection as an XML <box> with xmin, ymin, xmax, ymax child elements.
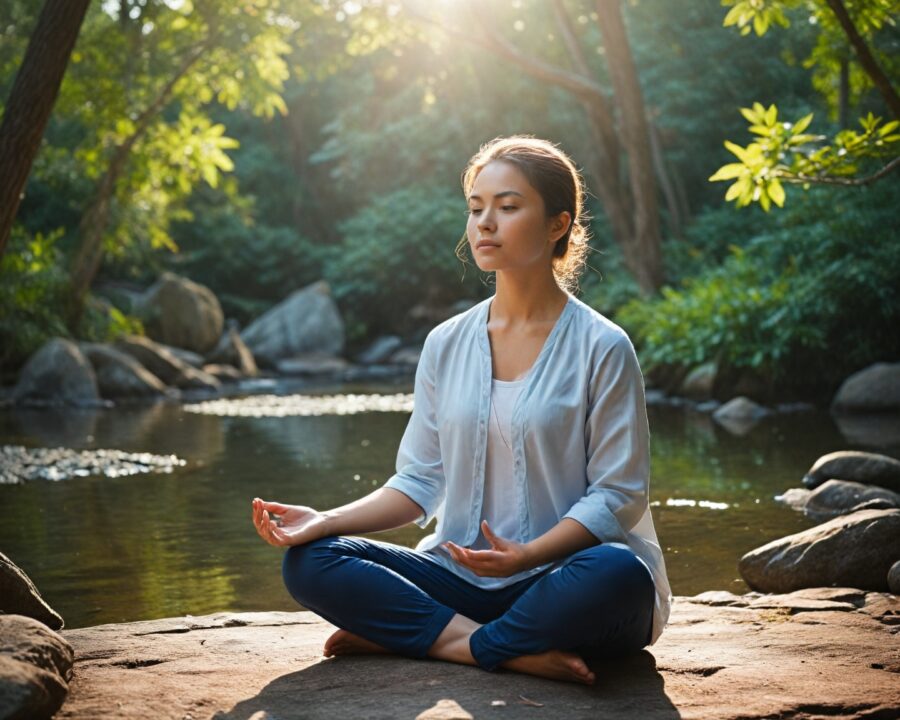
<box><xmin>0</xmin><ymin>227</ymin><xmax>69</xmax><ymax>370</ymax></box>
<box><xmin>709</xmin><ymin>103</ymin><xmax>899</xmax><ymax>210</ymax></box>
<box><xmin>323</xmin><ymin>185</ymin><xmax>484</xmax><ymax>342</ymax></box>
<box><xmin>617</xmin><ymin>181</ymin><xmax>900</xmax><ymax>392</ymax></box>
<box><xmin>714</xmin><ymin>0</ymin><xmax>900</xmax><ymax>209</ymax></box>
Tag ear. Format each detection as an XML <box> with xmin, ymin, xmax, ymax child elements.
<box><xmin>550</xmin><ymin>211</ymin><xmax>572</xmax><ymax>244</ymax></box>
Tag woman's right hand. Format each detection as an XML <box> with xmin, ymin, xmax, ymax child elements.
<box><xmin>252</xmin><ymin>497</ymin><xmax>330</xmax><ymax>548</ymax></box>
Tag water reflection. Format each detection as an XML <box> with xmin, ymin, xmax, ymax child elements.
<box><xmin>1</xmin><ymin>385</ymin><xmax>897</xmax><ymax>630</ymax></box>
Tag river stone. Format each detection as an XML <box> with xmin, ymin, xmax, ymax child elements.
<box><xmin>58</xmin><ymin>596</ymin><xmax>900</xmax><ymax>720</ymax></box>
<box><xmin>241</xmin><ymin>281</ymin><xmax>344</xmax><ymax>366</ymax></box>
<box><xmin>802</xmin><ymin>450</ymin><xmax>900</xmax><ymax>493</ymax></box>
<box><xmin>11</xmin><ymin>339</ymin><xmax>100</xmax><ymax>407</ymax></box>
<box><xmin>114</xmin><ymin>335</ymin><xmax>219</xmax><ymax>391</ymax></box>
<box><xmin>788</xmin><ymin>479</ymin><xmax>900</xmax><ymax>521</ymax></box>
<box><xmin>207</xmin><ymin>321</ymin><xmax>258</xmax><ymax>377</ymax></box>
<box><xmin>356</xmin><ymin>335</ymin><xmax>403</xmax><ymax>365</ymax></box>
<box><xmin>139</xmin><ymin>272</ymin><xmax>224</xmax><ymax>354</ymax></box>
<box><xmin>832</xmin><ymin>362</ymin><xmax>900</xmax><ymax>413</ymax></box>
<box><xmin>712</xmin><ymin>396</ymin><xmax>770</xmax><ymax>435</ymax></box>
<box><xmin>0</xmin><ymin>615</ymin><xmax>73</xmax><ymax>720</ymax></box>
<box><xmin>0</xmin><ymin>554</ymin><xmax>63</xmax><ymax>630</ymax></box>
<box><xmin>738</xmin><ymin>508</ymin><xmax>900</xmax><ymax>593</ymax></box>
<box><xmin>889</xmin><ymin>560</ymin><xmax>900</xmax><ymax>594</ymax></box>
<box><xmin>79</xmin><ymin>344</ymin><xmax>168</xmax><ymax>399</ymax></box>
<box><xmin>680</xmin><ymin>362</ymin><xmax>716</xmax><ymax>400</ymax></box>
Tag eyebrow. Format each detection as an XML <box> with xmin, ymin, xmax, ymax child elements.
<box><xmin>467</xmin><ymin>190</ymin><xmax>525</xmax><ymax>202</ymax></box>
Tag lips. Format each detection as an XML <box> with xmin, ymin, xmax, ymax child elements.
<box><xmin>476</xmin><ymin>239</ymin><xmax>501</xmax><ymax>249</ymax></box>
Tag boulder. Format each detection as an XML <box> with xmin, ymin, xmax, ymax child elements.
<box><xmin>680</xmin><ymin>362</ymin><xmax>716</xmax><ymax>400</ymax></box>
<box><xmin>889</xmin><ymin>560</ymin><xmax>900</xmax><ymax>594</ymax></box>
<box><xmin>777</xmin><ymin>479</ymin><xmax>900</xmax><ymax>521</ymax></box>
<box><xmin>11</xmin><ymin>339</ymin><xmax>100</xmax><ymax>407</ymax></box>
<box><xmin>206</xmin><ymin>321</ymin><xmax>257</xmax><ymax>376</ymax></box>
<box><xmin>802</xmin><ymin>450</ymin><xmax>900</xmax><ymax>493</ymax></box>
<box><xmin>157</xmin><ymin>344</ymin><xmax>205</xmax><ymax>369</ymax></box>
<box><xmin>355</xmin><ymin>335</ymin><xmax>403</xmax><ymax>365</ymax></box>
<box><xmin>79</xmin><ymin>344</ymin><xmax>169</xmax><ymax>399</ymax></box>
<box><xmin>276</xmin><ymin>353</ymin><xmax>350</xmax><ymax>376</ymax></box>
<box><xmin>712</xmin><ymin>396</ymin><xmax>770</xmax><ymax>435</ymax></box>
<box><xmin>0</xmin><ymin>553</ymin><xmax>63</xmax><ymax>630</ymax></box>
<box><xmin>831</xmin><ymin>362</ymin><xmax>900</xmax><ymax>413</ymax></box>
<box><xmin>738</xmin><ymin>508</ymin><xmax>900</xmax><ymax>593</ymax></box>
<box><xmin>115</xmin><ymin>335</ymin><xmax>220</xmax><ymax>391</ymax></box>
<box><xmin>0</xmin><ymin>615</ymin><xmax>74</xmax><ymax>720</ymax></box>
<box><xmin>241</xmin><ymin>281</ymin><xmax>344</xmax><ymax>366</ymax></box>
<box><xmin>139</xmin><ymin>272</ymin><xmax>224</xmax><ymax>354</ymax></box>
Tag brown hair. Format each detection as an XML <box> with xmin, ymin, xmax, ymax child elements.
<box><xmin>456</xmin><ymin>135</ymin><xmax>591</xmax><ymax>294</ymax></box>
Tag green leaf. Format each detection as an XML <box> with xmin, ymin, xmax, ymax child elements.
<box><xmin>709</xmin><ymin>163</ymin><xmax>745</xmax><ymax>181</ymax></box>
<box><xmin>768</xmin><ymin>178</ymin><xmax>785</xmax><ymax>207</ymax></box>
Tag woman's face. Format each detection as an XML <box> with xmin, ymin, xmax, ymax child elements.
<box><xmin>466</xmin><ymin>160</ymin><xmax>569</xmax><ymax>274</ymax></box>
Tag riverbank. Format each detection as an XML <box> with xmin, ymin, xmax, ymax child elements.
<box><xmin>55</xmin><ymin>589</ymin><xmax>899</xmax><ymax>720</ymax></box>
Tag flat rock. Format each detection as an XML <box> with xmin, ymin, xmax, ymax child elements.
<box><xmin>778</xmin><ymin>479</ymin><xmax>900</xmax><ymax>520</ymax></box>
<box><xmin>57</xmin><ymin>592</ymin><xmax>900</xmax><ymax>720</ymax></box>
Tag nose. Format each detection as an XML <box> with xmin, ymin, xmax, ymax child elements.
<box><xmin>476</xmin><ymin>207</ymin><xmax>496</xmax><ymax>233</ymax></box>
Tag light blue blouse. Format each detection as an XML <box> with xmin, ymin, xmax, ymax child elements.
<box><xmin>383</xmin><ymin>291</ymin><xmax>672</xmax><ymax>645</ymax></box>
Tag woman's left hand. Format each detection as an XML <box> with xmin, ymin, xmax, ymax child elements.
<box><xmin>443</xmin><ymin>520</ymin><xmax>533</xmax><ymax>577</ymax></box>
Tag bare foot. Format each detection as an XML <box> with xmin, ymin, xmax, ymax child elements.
<box><xmin>323</xmin><ymin>629</ymin><xmax>390</xmax><ymax>657</ymax></box>
<box><xmin>501</xmin><ymin>649</ymin><xmax>596</xmax><ymax>685</ymax></box>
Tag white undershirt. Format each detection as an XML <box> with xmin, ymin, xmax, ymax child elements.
<box><xmin>472</xmin><ymin>376</ymin><xmax>527</xmax><ymax>555</ymax></box>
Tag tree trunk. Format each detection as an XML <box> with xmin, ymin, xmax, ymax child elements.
<box><xmin>0</xmin><ymin>0</ymin><xmax>91</xmax><ymax>261</ymax></box>
<box><xmin>67</xmin><ymin>36</ymin><xmax>214</xmax><ymax>328</ymax></box>
<box><xmin>594</xmin><ymin>0</ymin><xmax>664</xmax><ymax>293</ymax></box>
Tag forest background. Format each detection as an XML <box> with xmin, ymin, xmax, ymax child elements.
<box><xmin>1</xmin><ymin>0</ymin><xmax>898</xmax><ymax>401</ymax></box>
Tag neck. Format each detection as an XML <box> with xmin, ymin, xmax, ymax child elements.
<box><xmin>489</xmin><ymin>269</ymin><xmax>568</xmax><ymax>326</ymax></box>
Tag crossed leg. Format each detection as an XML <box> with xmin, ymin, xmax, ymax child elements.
<box><xmin>282</xmin><ymin>537</ymin><xmax>653</xmax><ymax>685</ymax></box>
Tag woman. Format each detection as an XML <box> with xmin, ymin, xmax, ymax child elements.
<box><xmin>252</xmin><ymin>136</ymin><xmax>671</xmax><ymax>685</ymax></box>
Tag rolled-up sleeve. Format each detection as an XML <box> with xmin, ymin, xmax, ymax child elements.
<box><xmin>383</xmin><ymin>330</ymin><xmax>446</xmax><ymax>527</ymax></box>
<box><xmin>563</xmin><ymin>334</ymin><xmax>650</xmax><ymax>544</ymax></box>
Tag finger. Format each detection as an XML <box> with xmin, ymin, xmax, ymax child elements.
<box><xmin>481</xmin><ymin>520</ymin><xmax>508</xmax><ymax>550</ymax></box>
<box><xmin>262</xmin><ymin>500</ymin><xmax>290</xmax><ymax>514</ymax></box>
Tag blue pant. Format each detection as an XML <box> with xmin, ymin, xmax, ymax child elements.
<box><xmin>282</xmin><ymin>536</ymin><xmax>655</xmax><ymax>671</ymax></box>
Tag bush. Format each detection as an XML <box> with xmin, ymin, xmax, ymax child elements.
<box><xmin>616</xmin><ymin>182</ymin><xmax>900</xmax><ymax>397</ymax></box>
<box><xmin>0</xmin><ymin>227</ymin><xmax>69</xmax><ymax>373</ymax></box>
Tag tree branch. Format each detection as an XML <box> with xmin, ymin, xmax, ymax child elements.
<box><xmin>823</xmin><ymin>0</ymin><xmax>900</xmax><ymax>119</ymax></box>
<box><xmin>779</xmin><ymin>155</ymin><xmax>900</xmax><ymax>186</ymax></box>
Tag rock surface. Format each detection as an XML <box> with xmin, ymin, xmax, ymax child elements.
<box><xmin>0</xmin><ymin>553</ymin><xmax>64</xmax><ymax>630</ymax></box>
<box><xmin>739</xmin><ymin>508</ymin><xmax>900</xmax><ymax>593</ymax></box>
<box><xmin>0</xmin><ymin>614</ymin><xmax>74</xmax><ymax>720</ymax></box>
<box><xmin>12</xmin><ymin>339</ymin><xmax>100</xmax><ymax>407</ymax></box>
<box><xmin>241</xmin><ymin>281</ymin><xmax>344</xmax><ymax>366</ymax></box>
<box><xmin>890</xmin><ymin>561</ymin><xmax>900</xmax><ymax>595</ymax></box>
<box><xmin>139</xmin><ymin>272</ymin><xmax>224</xmax><ymax>354</ymax></box>
<box><xmin>712</xmin><ymin>396</ymin><xmax>770</xmax><ymax>435</ymax></box>
<box><xmin>832</xmin><ymin>362</ymin><xmax>900</xmax><ymax>413</ymax></box>
<box><xmin>803</xmin><ymin>450</ymin><xmax>900</xmax><ymax>493</ymax></box>
<box><xmin>57</xmin><ymin>590</ymin><xmax>899</xmax><ymax>719</ymax></box>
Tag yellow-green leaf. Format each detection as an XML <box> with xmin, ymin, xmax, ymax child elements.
<box><xmin>709</xmin><ymin>163</ymin><xmax>745</xmax><ymax>181</ymax></box>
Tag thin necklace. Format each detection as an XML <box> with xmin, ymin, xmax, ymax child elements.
<box><xmin>491</xmin><ymin>394</ymin><xmax>512</xmax><ymax>451</ymax></box>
